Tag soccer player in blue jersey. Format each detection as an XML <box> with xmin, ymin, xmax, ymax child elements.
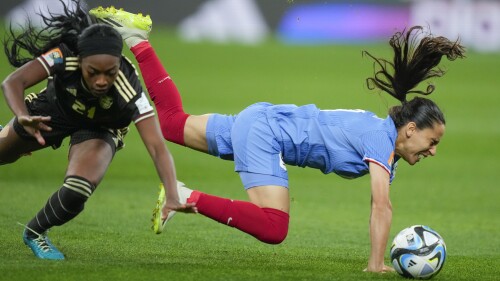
<box><xmin>92</xmin><ymin>7</ymin><xmax>465</xmax><ymax>273</ymax></box>
<box><xmin>0</xmin><ymin>1</ymin><xmax>195</xmax><ymax>260</ymax></box>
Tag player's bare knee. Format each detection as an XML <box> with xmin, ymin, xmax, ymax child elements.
<box><xmin>70</xmin><ymin>175</ymin><xmax>100</xmax><ymax>189</ymax></box>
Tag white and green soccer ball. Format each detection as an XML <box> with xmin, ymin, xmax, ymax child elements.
<box><xmin>390</xmin><ymin>225</ymin><xmax>446</xmax><ymax>279</ymax></box>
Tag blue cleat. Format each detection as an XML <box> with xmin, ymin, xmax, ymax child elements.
<box><xmin>23</xmin><ymin>230</ymin><xmax>65</xmax><ymax>260</ymax></box>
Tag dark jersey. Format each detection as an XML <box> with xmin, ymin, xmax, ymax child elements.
<box><xmin>37</xmin><ymin>43</ymin><xmax>154</xmax><ymax>130</ymax></box>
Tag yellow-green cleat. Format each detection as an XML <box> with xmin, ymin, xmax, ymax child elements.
<box><xmin>89</xmin><ymin>6</ymin><xmax>152</xmax><ymax>48</ymax></box>
<box><xmin>151</xmin><ymin>181</ymin><xmax>193</xmax><ymax>234</ymax></box>
<box><xmin>151</xmin><ymin>183</ymin><xmax>166</xmax><ymax>234</ymax></box>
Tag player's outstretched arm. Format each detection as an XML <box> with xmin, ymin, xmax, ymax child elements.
<box><xmin>135</xmin><ymin>116</ymin><xmax>197</xmax><ymax>213</ymax></box>
<box><xmin>365</xmin><ymin>162</ymin><xmax>395</xmax><ymax>273</ymax></box>
<box><xmin>2</xmin><ymin>60</ymin><xmax>52</xmax><ymax>145</ymax></box>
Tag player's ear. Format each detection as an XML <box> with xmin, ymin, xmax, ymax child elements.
<box><xmin>405</xmin><ymin>122</ymin><xmax>417</xmax><ymax>138</ymax></box>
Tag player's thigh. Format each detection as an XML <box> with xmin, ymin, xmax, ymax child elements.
<box><xmin>66</xmin><ymin>132</ymin><xmax>115</xmax><ymax>186</ymax></box>
<box><xmin>0</xmin><ymin>119</ymin><xmax>46</xmax><ymax>164</ymax></box>
<box><xmin>247</xmin><ymin>185</ymin><xmax>290</xmax><ymax>213</ymax></box>
<box><xmin>232</xmin><ymin>105</ymin><xmax>288</xmax><ymax>186</ymax></box>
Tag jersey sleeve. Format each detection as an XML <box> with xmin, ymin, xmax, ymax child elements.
<box><xmin>120</xmin><ymin>56</ymin><xmax>155</xmax><ymax>123</ymax></box>
<box><xmin>133</xmin><ymin>92</ymin><xmax>155</xmax><ymax>123</ymax></box>
<box><xmin>361</xmin><ymin>131</ymin><xmax>396</xmax><ymax>177</ymax></box>
<box><xmin>36</xmin><ymin>44</ymin><xmax>74</xmax><ymax>76</ymax></box>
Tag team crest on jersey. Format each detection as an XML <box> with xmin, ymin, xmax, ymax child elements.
<box><xmin>41</xmin><ymin>48</ymin><xmax>63</xmax><ymax>67</ymax></box>
<box><xmin>99</xmin><ymin>95</ymin><xmax>113</xmax><ymax>109</ymax></box>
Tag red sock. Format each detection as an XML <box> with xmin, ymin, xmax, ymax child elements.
<box><xmin>130</xmin><ymin>41</ymin><xmax>188</xmax><ymax>145</ymax></box>
<box><xmin>188</xmin><ymin>192</ymin><xmax>290</xmax><ymax>244</ymax></box>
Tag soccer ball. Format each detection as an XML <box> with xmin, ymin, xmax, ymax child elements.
<box><xmin>390</xmin><ymin>225</ymin><xmax>446</xmax><ymax>279</ymax></box>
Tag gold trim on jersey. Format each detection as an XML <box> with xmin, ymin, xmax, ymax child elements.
<box><xmin>24</xmin><ymin>93</ymin><xmax>38</xmax><ymax>103</ymax></box>
<box><xmin>114</xmin><ymin>71</ymin><xmax>137</xmax><ymax>102</ymax></box>
<box><xmin>123</xmin><ymin>56</ymin><xmax>140</xmax><ymax>76</ymax></box>
<box><xmin>24</xmin><ymin>86</ymin><xmax>47</xmax><ymax>103</ymax></box>
<box><xmin>65</xmin><ymin>57</ymin><xmax>79</xmax><ymax>71</ymax></box>
<box><xmin>36</xmin><ymin>57</ymin><xmax>51</xmax><ymax>76</ymax></box>
<box><xmin>134</xmin><ymin>112</ymin><xmax>155</xmax><ymax>124</ymax></box>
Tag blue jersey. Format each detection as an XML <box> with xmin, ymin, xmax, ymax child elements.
<box><xmin>265</xmin><ymin>104</ymin><xmax>399</xmax><ymax>181</ymax></box>
<box><xmin>206</xmin><ymin>102</ymin><xmax>399</xmax><ymax>188</ymax></box>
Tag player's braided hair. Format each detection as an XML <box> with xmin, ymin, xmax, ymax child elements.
<box><xmin>363</xmin><ymin>26</ymin><xmax>465</xmax><ymax>129</ymax></box>
<box><xmin>3</xmin><ymin>0</ymin><xmax>91</xmax><ymax>67</ymax></box>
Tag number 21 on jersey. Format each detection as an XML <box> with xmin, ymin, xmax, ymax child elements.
<box><xmin>72</xmin><ymin>100</ymin><xmax>96</xmax><ymax>119</ymax></box>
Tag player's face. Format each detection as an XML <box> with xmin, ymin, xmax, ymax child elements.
<box><xmin>397</xmin><ymin>122</ymin><xmax>445</xmax><ymax>165</ymax></box>
<box><xmin>80</xmin><ymin>54</ymin><xmax>120</xmax><ymax>97</ymax></box>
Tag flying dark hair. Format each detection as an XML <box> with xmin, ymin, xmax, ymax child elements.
<box><xmin>363</xmin><ymin>26</ymin><xmax>465</xmax><ymax>129</ymax></box>
<box><xmin>3</xmin><ymin>0</ymin><xmax>92</xmax><ymax>67</ymax></box>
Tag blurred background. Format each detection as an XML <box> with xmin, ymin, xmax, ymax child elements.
<box><xmin>0</xmin><ymin>1</ymin><xmax>499</xmax><ymax>280</ymax></box>
<box><xmin>1</xmin><ymin>0</ymin><xmax>500</xmax><ymax>52</ymax></box>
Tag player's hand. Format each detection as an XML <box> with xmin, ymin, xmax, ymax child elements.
<box><xmin>162</xmin><ymin>198</ymin><xmax>198</xmax><ymax>220</ymax></box>
<box><xmin>17</xmin><ymin>115</ymin><xmax>52</xmax><ymax>146</ymax></box>
<box><xmin>363</xmin><ymin>264</ymin><xmax>395</xmax><ymax>273</ymax></box>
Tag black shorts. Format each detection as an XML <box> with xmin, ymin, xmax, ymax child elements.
<box><xmin>13</xmin><ymin>92</ymin><xmax>127</xmax><ymax>152</ymax></box>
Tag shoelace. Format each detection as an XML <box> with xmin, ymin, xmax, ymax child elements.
<box><xmin>17</xmin><ymin>222</ymin><xmax>53</xmax><ymax>252</ymax></box>
<box><xmin>32</xmin><ymin>236</ymin><xmax>52</xmax><ymax>252</ymax></box>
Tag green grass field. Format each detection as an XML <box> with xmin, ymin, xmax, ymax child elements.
<box><xmin>1</xmin><ymin>26</ymin><xmax>499</xmax><ymax>281</ymax></box>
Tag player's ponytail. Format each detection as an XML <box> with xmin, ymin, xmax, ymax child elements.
<box><xmin>363</xmin><ymin>26</ymin><xmax>465</xmax><ymax>129</ymax></box>
<box><xmin>388</xmin><ymin>97</ymin><xmax>445</xmax><ymax>129</ymax></box>
<box><xmin>3</xmin><ymin>0</ymin><xmax>91</xmax><ymax>67</ymax></box>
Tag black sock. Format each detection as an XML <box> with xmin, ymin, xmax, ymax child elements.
<box><xmin>26</xmin><ymin>176</ymin><xmax>95</xmax><ymax>238</ymax></box>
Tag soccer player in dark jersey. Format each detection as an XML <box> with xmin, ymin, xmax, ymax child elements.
<box><xmin>0</xmin><ymin>1</ymin><xmax>195</xmax><ymax>260</ymax></box>
<box><xmin>92</xmin><ymin>7</ymin><xmax>465</xmax><ymax>273</ymax></box>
